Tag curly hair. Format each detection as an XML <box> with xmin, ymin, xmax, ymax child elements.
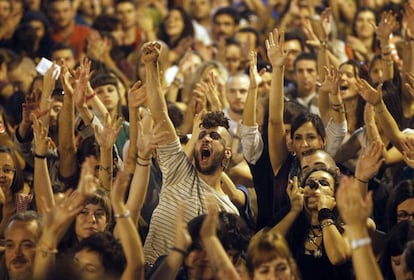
<box><xmin>200</xmin><ymin>111</ymin><xmax>230</xmax><ymax>129</ymax></box>
<box><xmin>75</xmin><ymin>232</ymin><xmax>126</xmax><ymax>277</ymax></box>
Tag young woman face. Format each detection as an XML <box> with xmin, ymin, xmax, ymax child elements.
<box><xmin>0</xmin><ymin>152</ymin><xmax>16</xmax><ymax>192</ymax></box>
<box><xmin>75</xmin><ymin>203</ymin><xmax>108</xmax><ymax>241</ymax></box>
<box><xmin>165</xmin><ymin>9</ymin><xmax>185</xmax><ymax>39</ymax></box>
<box><xmin>369</xmin><ymin>59</ymin><xmax>383</xmax><ymax>85</ymax></box>
<box><xmin>397</xmin><ymin>198</ymin><xmax>414</xmax><ymax>223</ymax></box>
<box><xmin>292</xmin><ymin>122</ymin><xmax>324</xmax><ymax>160</ymax></box>
<box><xmin>253</xmin><ymin>257</ymin><xmax>295</xmax><ymax>280</ymax></box>
<box><xmin>95</xmin><ymin>84</ymin><xmax>120</xmax><ymax>112</ymax></box>
<box><xmin>338</xmin><ymin>64</ymin><xmax>358</xmax><ymax>101</ymax></box>
<box><xmin>355</xmin><ymin>10</ymin><xmax>375</xmax><ymax>39</ymax></box>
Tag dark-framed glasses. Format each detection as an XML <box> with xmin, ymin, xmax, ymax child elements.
<box><xmin>397</xmin><ymin>211</ymin><xmax>414</xmax><ymax>221</ymax></box>
<box><xmin>305</xmin><ymin>178</ymin><xmax>330</xmax><ymax>189</ymax></box>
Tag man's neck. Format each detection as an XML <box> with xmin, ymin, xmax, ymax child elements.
<box><xmin>296</xmin><ymin>88</ymin><xmax>315</xmax><ymax>98</ymax></box>
<box><xmin>55</xmin><ymin>21</ymin><xmax>75</xmax><ymax>39</ymax></box>
<box><xmin>197</xmin><ymin>170</ymin><xmax>224</xmax><ymax>193</ymax></box>
<box><xmin>226</xmin><ymin>108</ymin><xmax>243</xmax><ymax>122</ymax></box>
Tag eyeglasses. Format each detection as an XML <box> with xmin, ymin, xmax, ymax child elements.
<box><xmin>0</xmin><ymin>165</ymin><xmax>15</xmax><ymax>175</ymax></box>
<box><xmin>305</xmin><ymin>178</ymin><xmax>330</xmax><ymax>189</ymax></box>
<box><xmin>397</xmin><ymin>211</ymin><xmax>414</xmax><ymax>221</ymax></box>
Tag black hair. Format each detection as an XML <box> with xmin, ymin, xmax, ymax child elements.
<box><xmin>0</xmin><ymin>145</ymin><xmax>24</xmax><ymax>195</ymax></box>
<box><xmin>158</xmin><ymin>6</ymin><xmax>194</xmax><ymax>49</ymax></box>
<box><xmin>92</xmin><ymin>14</ymin><xmax>120</xmax><ymax>33</ymax></box>
<box><xmin>301</xmin><ymin>166</ymin><xmax>340</xmax><ymax>192</ymax></box>
<box><xmin>294</xmin><ymin>52</ymin><xmax>317</xmax><ymax>70</ymax></box>
<box><xmin>237</xmin><ymin>27</ymin><xmax>259</xmax><ymax>48</ymax></box>
<box><xmin>75</xmin><ymin>232</ymin><xmax>126</xmax><ymax>277</ymax></box>
<box><xmin>90</xmin><ymin>72</ymin><xmax>118</xmax><ymax>89</ymax></box>
<box><xmin>387</xmin><ymin>180</ymin><xmax>414</xmax><ymax>231</ymax></box>
<box><xmin>351</xmin><ymin>7</ymin><xmax>379</xmax><ymax>53</ymax></box>
<box><xmin>290</xmin><ymin>112</ymin><xmax>325</xmax><ymax>140</ymax></box>
<box><xmin>201</xmin><ymin>111</ymin><xmax>230</xmax><ymax>129</ymax></box>
<box><xmin>213</xmin><ymin>6</ymin><xmax>241</xmax><ymax>25</ymax></box>
<box><xmin>379</xmin><ymin>221</ymin><xmax>414</xmax><ymax>280</ymax></box>
<box><xmin>284</xmin><ymin>30</ymin><xmax>306</xmax><ymax>51</ymax></box>
<box><xmin>187</xmin><ymin>212</ymin><xmax>252</xmax><ymax>253</ymax></box>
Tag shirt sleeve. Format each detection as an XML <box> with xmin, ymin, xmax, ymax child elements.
<box><xmin>325</xmin><ymin>118</ymin><xmax>347</xmax><ymax>156</ymax></box>
<box><xmin>240</xmin><ymin>124</ymin><xmax>264</xmax><ymax>165</ymax></box>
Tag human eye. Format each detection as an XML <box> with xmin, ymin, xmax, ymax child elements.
<box><xmin>80</xmin><ymin>209</ymin><xmax>89</xmax><ymax>215</ymax></box>
<box><xmin>210</xmin><ymin>132</ymin><xmax>221</xmax><ymax>140</ymax></box>
<box><xmin>276</xmin><ymin>264</ymin><xmax>288</xmax><ymax>272</ymax></box>
<box><xmin>84</xmin><ymin>265</ymin><xmax>98</xmax><ymax>273</ymax></box>
<box><xmin>397</xmin><ymin>211</ymin><xmax>409</xmax><ymax>220</ymax></box>
<box><xmin>22</xmin><ymin>241</ymin><xmax>35</xmax><ymax>249</ymax></box>
<box><xmin>319</xmin><ymin>179</ymin><xmax>330</xmax><ymax>187</ymax></box>
<box><xmin>4</xmin><ymin>242</ymin><xmax>14</xmax><ymax>250</ymax></box>
<box><xmin>3</xmin><ymin>166</ymin><xmax>13</xmax><ymax>173</ymax></box>
<box><xmin>198</xmin><ymin>131</ymin><xmax>207</xmax><ymax>140</ymax></box>
<box><xmin>294</xmin><ymin>135</ymin><xmax>302</xmax><ymax>141</ymax></box>
<box><xmin>94</xmin><ymin>210</ymin><xmax>106</xmax><ymax>218</ymax></box>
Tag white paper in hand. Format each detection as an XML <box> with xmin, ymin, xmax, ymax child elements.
<box><xmin>36</xmin><ymin>57</ymin><xmax>61</xmax><ymax>80</ymax></box>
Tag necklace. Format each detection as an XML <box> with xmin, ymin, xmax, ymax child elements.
<box><xmin>307</xmin><ymin>228</ymin><xmax>323</xmax><ymax>258</ymax></box>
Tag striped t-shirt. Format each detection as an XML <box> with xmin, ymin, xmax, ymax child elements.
<box><xmin>143</xmin><ymin>139</ymin><xmax>239</xmax><ymax>264</ymax></box>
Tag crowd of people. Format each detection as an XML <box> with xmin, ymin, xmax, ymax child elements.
<box><xmin>0</xmin><ymin>0</ymin><xmax>413</xmax><ymax>279</ymax></box>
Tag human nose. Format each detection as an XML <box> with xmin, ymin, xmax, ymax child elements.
<box><xmin>87</xmin><ymin>213</ymin><xmax>97</xmax><ymax>223</ymax></box>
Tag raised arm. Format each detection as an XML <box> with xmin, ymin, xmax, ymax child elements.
<box><xmin>38</xmin><ymin>62</ymin><xmax>59</xmax><ymax>132</ymax></box>
<box><xmin>142</xmin><ymin>42</ymin><xmax>176</xmax><ymax>144</ymax></box>
<box><xmin>337</xmin><ymin>176</ymin><xmax>383</xmax><ymax>280</ymax></box>
<box><xmin>266</xmin><ymin>28</ymin><xmax>289</xmax><ymax>176</ymax></box>
<box><xmin>375</xmin><ymin>11</ymin><xmax>398</xmax><ymax>81</ymax></box>
<box><xmin>93</xmin><ymin>113</ymin><xmax>121</xmax><ymax>191</ymax></box>
<box><xmin>111</xmin><ymin>168</ymin><xmax>144</xmax><ymax>280</ymax></box>
<box><xmin>58</xmin><ymin>61</ymin><xmax>77</xmax><ymax>178</ymax></box>
<box><xmin>356</xmin><ymin>79</ymin><xmax>404</xmax><ymax>151</ymax></box>
<box><xmin>200</xmin><ymin>197</ymin><xmax>240</xmax><ymax>280</ymax></box>
<box><xmin>127</xmin><ymin>112</ymin><xmax>168</xmax><ymax>225</ymax></box>
<box><xmin>271</xmin><ymin>177</ymin><xmax>303</xmax><ymax>236</ymax></box>
<box><xmin>32</xmin><ymin>114</ymin><xmax>55</xmax><ymax>214</ymax></box>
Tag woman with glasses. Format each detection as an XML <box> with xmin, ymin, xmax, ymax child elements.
<box><xmin>387</xmin><ymin>180</ymin><xmax>414</xmax><ymax>231</ymax></box>
<box><xmin>270</xmin><ymin>167</ymin><xmax>352</xmax><ymax>280</ymax></box>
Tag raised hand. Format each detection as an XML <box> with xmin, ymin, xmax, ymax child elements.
<box><xmin>40</xmin><ymin>189</ymin><xmax>85</xmax><ymax>239</ymax></box>
<box><xmin>136</xmin><ymin>111</ymin><xmax>168</xmax><ymax>159</ymax></box>
<box><xmin>31</xmin><ymin>113</ymin><xmax>51</xmax><ymax>156</ymax></box>
<box><xmin>320</xmin><ymin>8</ymin><xmax>332</xmax><ymax>41</ymax></box>
<box><xmin>265</xmin><ymin>28</ymin><xmax>287</xmax><ymax>68</ymax></box>
<box><xmin>337</xmin><ymin>176</ymin><xmax>373</xmax><ymax>228</ymax></box>
<box><xmin>94</xmin><ymin>113</ymin><xmax>122</xmax><ymax>150</ymax></box>
<box><xmin>355</xmin><ymin>140</ymin><xmax>384</xmax><ymax>182</ymax></box>
<box><xmin>200</xmin><ymin>195</ymin><xmax>219</xmax><ymax>241</ymax></box>
<box><xmin>43</xmin><ymin>62</ymin><xmax>59</xmax><ymax>96</ymax></box>
<box><xmin>319</xmin><ymin>65</ymin><xmax>339</xmax><ymax>94</ymax></box>
<box><xmin>174</xmin><ymin>203</ymin><xmax>192</xmax><ymax>252</ymax></box>
<box><xmin>401</xmin><ymin>136</ymin><xmax>414</xmax><ymax>169</ymax></box>
<box><xmin>110</xmin><ymin>167</ymin><xmax>131</xmax><ymax>208</ymax></box>
<box><xmin>249</xmin><ymin>51</ymin><xmax>261</xmax><ymax>89</ymax></box>
<box><xmin>404</xmin><ymin>72</ymin><xmax>414</xmax><ymax>99</ymax></box>
<box><xmin>74</xmin><ymin>58</ymin><xmax>93</xmax><ymax>108</ymax></box>
<box><xmin>287</xmin><ymin>177</ymin><xmax>304</xmax><ymax>213</ymax></box>
<box><xmin>302</xmin><ymin>18</ymin><xmax>322</xmax><ymax>50</ymax></box>
<box><xmin>77</xmin><ymin>156</ymin><xmax>99</xmax><ymax>198</ymax></box>
<box><xmin>60</xmin><ymin>60</ymin><xmax>74</xmax><ymax>97</ymax></box>
<box><xmin>404</xmin><ymin>2</ymin><xmax>414</xmax><ymax>38</ymax></box>
<box><xmin>21</xmin><ymin>89</ymin><xmax>41</xmax><ymax>125</ymax></box>
<box><xmin>128</xmin><ymin>80</ymin><xmax>147</xmax><ymax>109</ymax></box>
<box><xmin>191</xmin><ymin>83</ymin><xmax>207</xmax><ymax>115</ymax></box>
<box><xmin>141</xmin><ymin>41</ymin><xmax>162</xmax><ymax>64</ymax></box>
<box><xmin>375</xmin><ymin>11</ymin><xmax>398</xmax><ymax>44</ymax></box>
<box><xmin>356</xmin><ymin>78</ymin><xmax>383</xmax><ymax>106</ymax></box>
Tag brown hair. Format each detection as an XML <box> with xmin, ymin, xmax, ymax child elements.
<box><xmin>247</xmin><ymin>230</ymin><xmax>301</xmax><ymax>279</ymax></box>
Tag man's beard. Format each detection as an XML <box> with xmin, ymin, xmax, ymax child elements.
<box><xmin>194</xmin><ymin>151</ymin><xmax>225</xmax><ymax>175</ymax></box>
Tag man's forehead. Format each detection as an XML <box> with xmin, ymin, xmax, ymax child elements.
<box><xmin>5</xmin><ymin>220</ymin><xmax>40</xmax><ymax>237</ymax></box>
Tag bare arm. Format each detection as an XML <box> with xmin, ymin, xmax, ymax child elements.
<box><xmin>266</xmin><ymin>28</ymin><xmax>289</xmax><ymax>176</ymax></box>
<box><xmin>142</xmin><ymin>42</ymin><xmax>177</xmax><ymax>144</ymax></box>
<box><xmin>32</xmin><ymin>114</ymin><xmax>55</xmax><ymax>214</ymax></box>
<box><xmin>337</xmin><ymin>176</ymin><xmax>383</xmax><ymax>280</ymax></box>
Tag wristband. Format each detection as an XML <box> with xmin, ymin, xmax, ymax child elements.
<box><xmin>85</xmin><ymin>92</ymin><xmax>96</xmax><ymax>101</ymax></box>
<box><xmin>137</xmin><ymin>154</ymin><xmax>151</xmax><ymax>161</ymax></box>
<box><xmin>320</xmin><ymin>219</ymin><xmax>335</xmax><ymax>229</ymax></box>
<box><xmin>136</xmin><ymin>161</ymin><xmax>151</xmax><ymax>167</ymax></box>
<box><xmin>318</xmin><ymin>208</ymin><xmax>334</xmax><ymax>223</ymax></box>
<box><xmin>171</xmin><ymin>247</ymin><xmax>187</xmax><ymax>256</ymax></box>
<box><xmin>355</xmin><ymin>176</ymin><xmax>368</xmax><ymax>184</ymax></box>
<box><xmin>34</xmin><ymin>153</ymin><xmax>47</xmax><ymax>159</ymax></box>
<box><xmin>350</xmin><ymin>237</ymin><xmax>371</xmax><ymax>250</ymax></box>
<box><xmin>114</xmin><ymin>209</ymin><xmax>130</xmax><ymax>219</ymax></box>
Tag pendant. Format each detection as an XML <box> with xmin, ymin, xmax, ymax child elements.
<box><xmin>313</xmin><ymin>249</ymin><xmax>322</xmax><ymax>258</ymax></box>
